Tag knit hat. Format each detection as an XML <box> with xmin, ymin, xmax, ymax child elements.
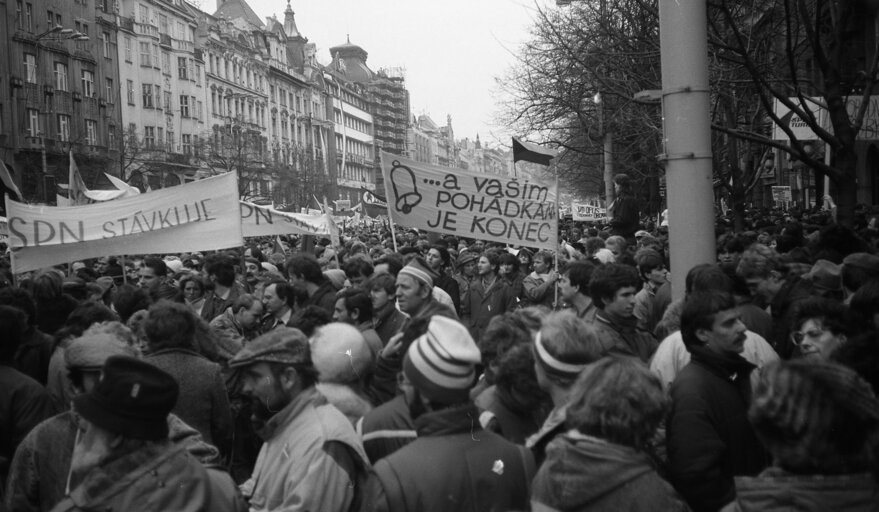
<box><xmin>398</xmin><ymin>257</ymin><xmax>438</xmax><ymax>288</ymax></box>
<box><xmin>310</xmin><ymin>323</ymin><xmax>374</xmax><ymax>384</ymax></box>
<box><xmin>457</xmin><ymin>250</ymin><xmax>479</xmax><ymax>267</ymax></box>
<box><xmin>65</xmin><ymin>333</ymin><xmax>138</xmax><ymax>371</ymax></box>
<box><xmin>323</xmin><ymin>269</ymin><xmax>348</xmax><ymax>291</ymax></box>
<box><xmin>533</xmin><ymin>331</ymin><xmax>591</xmax><ymax>381</ymax></box>
<box><xmin>73</xmin><ymin>356</ymin><xmax>178</xmax><ymax>440</ymax></box>
<box><xmin>801</xmin><ymin>259</ymin><xmax>842</xmax><ymax>293</ymax></box>
<box><xmin>749</xmin><ymin>360</ymin><xmax>879</xmax><ymax>473</ymax></box>
<box><xmin>403</xmin><ymin>316</ymin><xmax>481</xmax><ymax>404</ymax></box>
<box><xmin>228</xmin><ymin>327</ymin><xmax>311</xmax><ymax>369</ymax></box>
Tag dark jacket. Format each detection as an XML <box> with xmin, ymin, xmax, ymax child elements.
<box><xmin>435</xmin><ymin>274</ymin><xmax>462</xmax><ymax>316</ymax></box>
<box><xmin>593</xmin><ymin>309</ymin><xmax>658</xmax><ymax>363</ymax></box>
<box><xmin>35</xmin><ymin>295</ymin><xmax>79</xmax><ymax>336</ymax></box>
<box><xmin>305</xmin><ymin>280</ymin><xmax>339</xmax><ymax>316</ymax></box>
<box><xmin>144</xmin><ymin>348</ymin><xmax>233</xmax><ymax>455</ymax></box>
<box><xmin>373</xmin><ymin>305</ymin><xmax>408</xmax><ymax>347</ymax></box>
<box><xmin>14</xmin><ymin>327</ymin><xmax>54</xmax><ymax>385</ymax></box>
<box><xmin>609</xmin><ymin>193</ymin><xmax>640</xmax><ymax>238</ymax></box>
<box><xmin>355</xmin><ymin>395</ymin><xmax>416</xmax><ymax>465</ymax></box>
<box><xmin>474</xmin><ymin>385</ymin><xmax>548</xmax><ymax>445</ymax></box>
<box><xmin>5</xmin><ymin>411</ymin><xmax>221</xmax><ymax>512</ymax></box>
<box><xmin>722</xmin><ymin>468</ymin><xmax>879</xmax><ymax>512</ymax></box>
<box><xmin>532</xmin><ymin>432</ymin><xmax>690</xmax><ymax>512</ymax></box>
<box><xmin>0</xmin><ymin>366</ymin><xmax>56</xmax><ymax>486</ymax></box>
<box><xmin>465</xmin><ymin>277</ymin><xmax>517</xmax><ymax>342</ymax></box>
<box><xmin>363</xmin><ymin>404</ymin><xmax>535</xmax><ymax>512</ymax></box>
<box><xmin>200</xmin><ymin>283</ymin><xmax>245</xmax><ymax>324</ymax></box>
<box><xmin>667</xmin><ymin>346</ymin><xmax>768</xmax><ymax>512</ymax></box>
<box><xmin>48</xmin><ymin>441</ymin><xmax>245</xmax><ymax>512</ymax></box>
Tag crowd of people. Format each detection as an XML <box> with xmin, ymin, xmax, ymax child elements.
<box><xmin>0</xmin><ymin>200</ymin><xmax>878</xmax><ymax>511</ymax></box>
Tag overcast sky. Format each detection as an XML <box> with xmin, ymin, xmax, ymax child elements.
<box><xmin>243</xmin><ymin>0</ymin><xmax>546</xmax><ymax>148</ymax></box>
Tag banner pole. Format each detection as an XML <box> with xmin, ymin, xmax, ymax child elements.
<box><xmin>553</xmin><ymin>160</ymin><xmax>560</xmax><ymax>309</ymax></box>
<box><xmin>121</xmin><ymin>254</ymin><xmax>128</xmax><ymax>285</ymax></box>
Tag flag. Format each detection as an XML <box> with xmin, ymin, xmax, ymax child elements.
<box><xmin>105</xmin><ymin>173</ymin><xmax>141</xmax><ymax>198</ymax></box>
<box><xmin>0</xmin><ymin>160</ymin><xmax>23</xmax><ymax>202</ymax></box>
<box><xmin>68</xmin><ymin>152</ymin><xmax>89</xmax><ymax>205</ymax></box>
<box><xmin>273</xmin><ymin>235</ymin><xmax>286</xmax><ymax>256</ymax></box>
<box><xmin>512</xmin><ymin>137</ymin><xmax>557</xmax><ymax>166</ymax></box>
<box><xmin>320</xmin><ymin>196</ymin><xmax>341</xmax><ymax>249</ymax></box>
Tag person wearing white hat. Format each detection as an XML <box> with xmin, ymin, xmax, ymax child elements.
<box><xmin>363</xmin><ymin>316</ymin><xmax>534</xmax><ymax>512</ymax></box>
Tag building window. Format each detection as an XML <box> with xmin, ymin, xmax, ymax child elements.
<box><xmin>108</xmin><ymin>124</ymin><xmax>116</xmax><ymax>146</ymax></box>
<box><xmin>182</xmin><ymin>134</ymin><xmax>192</xmax><ymax>154</ymax></box>
<box><xmin>195</xmin><ymin>64</ymin><xmax>202</xmax><ymax>85</ymax></box>
<box><xmin>25</xmin><ymin>3</ymin><xmax>33</xmax><ymax>31</ymax></box>
<box><xmin>58</xmin><ymin>115</ymin><xmax>70</xmax><ymax>141</ymax></box>
<box><xmin>164</xmin><ymin>91</ymin><xmax>172</xmax><ymax>111</ymax></box>
<box><xmin>157</xmin><ymin>127</ymin><xmax>164</xmax><ymax>149</ymax></box>
<box><xmin>179</xmin><ymin>95</ymin><xmax>189</xmax><ymax>117</ymax></box>
<box><xmin>27</xmin><ymin>109</ymin><xmax>40</xmax><ymax>137</ymax></box>
<box><xmin>144</xmin><ymin>126</ymin><xmax>155</xmax><ymax>147</ymax></box>
<box><xmin>138</xmin><ymin>4</ymin><xmax>149</xmax><ymax>24</ymax></box>
<box><xmin>54</xmin><ymin>62</ymin><xmax>68</xmax><ymax>91</ymax></box>
<box><xmin>85</xmin><ymin>120</ymin><xmax>97</xmax><ymax>145</ymax></box>
<box><xmin>178</xmin><ymin>57</ymin><xmax>187</xmax><ymax>79</ymax></box>
<box><xmin>154</xmin><ymin>85</ymin><xmax>161</xmax><ymax>108</ymax></box>
<box><xmin>142</xmin><ymin>84</ymin><xmax>153</xmax><ymax>108</ymax></box>
<box><xmin>16</xmin><ymin>1</ymin><xmax>23</xmax><ymax>29</ymax></box>
<box><xmin>102</xmin><ymin>32</ymin><xmax>111</xmax><ymax>58</ymax></box>
<box><xmin>105</xmin><ymin>78</ymin><xmax>114</xmax><ymax>102</ymax></box>
<box><xmin>158</xmin><ymin>13</ymin><xmax>168</xmax><ymax>34</ymax></box>
<box><xmin>126</xmin><ymin>80</ymin><xmax>134</xmax><ymax>104</ymax></box>
<box><xmin>162</xmin><ymin>52</ymin><xmax>170</xmax><ymax>74</ymax></box>
<box><xmin>47</xmin><ymin>9</ymin><xmax>53</xmax><ymax>27</ymax></box>
<box><xmin>139</xmin><ymin>42</ymin><xmax>151</xmax><ymax>66</ymax></box>
<box><xmin>124</xmin><ymin>36</ymin><xmax>132</xmax><ymax>62</ymax></box>
<box><xmin>24</xmin><ymin>53</ymin><xmax>37</xmax><ymax>83</ymax></box>
<box><xmin>196</xmin><ymin>101</ymin><xmax>203</xmax><ymax>121</ymax></box>
<box><xmin>81</xmin><ymin>70</ymin><xmax>95</xmax><ymax>98</ymax></box>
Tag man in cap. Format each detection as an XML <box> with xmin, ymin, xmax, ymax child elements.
<box><xmin>48</xmin><ymin>355</ymin><xmax>244</xmax><ymax>511</ymax></box>
<box><xmin>363</xmin><ymin>316</ymin><xmax>534</xmax><ymax>512</ymax></box>
<box><xmin>5</xmin><ymin>328</ymin><xmax>221</xmax><ymax>512</ymax></box>
<box><xmin>229</xmin><ymin>327</ymin><xmax>369</xmax><ymax>511</ymax></box>
<box><xmin>395</xmin><ymin>257</ymin><xmax>457</xmax><ymax>322</ymax></box>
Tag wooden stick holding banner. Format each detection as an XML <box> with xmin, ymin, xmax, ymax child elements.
<box><xmin>553</xmin><ymin>160</ymin><xmax>560</xmax><ymax>309</ymax></box>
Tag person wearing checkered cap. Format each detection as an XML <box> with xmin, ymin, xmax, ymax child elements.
<box><xmin>227</xmin><ymin>327</ymin><xmax>370</xmax><ymax>512</ymax></box>
<box><xmin>363</xmin><ymin>316</ymin><xmax>535</xmax><ymax>512</ymax></box>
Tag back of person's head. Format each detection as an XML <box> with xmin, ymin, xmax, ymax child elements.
<box><xmin>271</xmin><ymin>281</ymin><xmax>307</xmax><ymax>309</ymax></box>
<box><xmin>0</xmin><ymin>305</ymin><xmax>27</xmax><ymax>364</ymax></box>
<box><xmin>633</xmin><ymin>248</ymin><xmax>664</xmax><ymax>279</ymax></box>
<box><xmin>288</xmin><ymin>305</ymin><xmax>331</xmax><ymax>337</ymax></box>
<box><xmin>849</xmin><ymin>279</ymin><xmax>879</xmax><ymax>333</ymax></box>
<box><xmin>144</xmin><ymin>300</ymin><xmax>196</xmax><ymax>352</ymax></box>
<box><xmin>493</xmin><ymin>343</ymin><xmax>551</xmax><ymax>418</ymax></box>
<box><xmin>56</xmin><ymin>301</ymin><xmax>119</xmax><ymax>343</ymax></box>
<box><xmin>566</xmin><ymin>356</ymin><xmax>668</xmax><ymax>449</ymax></box>
<box><xmin>831</xmin><ymin>331</ymin><xmax>879</xmax><ymax>395</ymax></box>
<box><xmin>205</xmin><ymin>256</ymin><xmax>236</xmax><ymax>287</ymax></box>
<box><xmin>749</xmin><ymin>360</ymin><xmax>879</xmax><ymax>475</ymax></box>
<box><xmin>113</xmin><ymin>284</ymin><xmax>153</xmax><ymax>323</ymax></box>
<box><xmin>142</xmin><ymin>257</ymin><xmax>168</xmax><ymax>278</ymax></box>
<box><xmin>342</xmin><ymin>257</ymin><xmax>374</xmax><ymax>282</ymax></box>
<box><xmin>231</xmin><ymin>293</ymin><xmax>259</xmax><ymax>315</ymax></box>
<box><xmin>479</xmin><ymin>312</ymin><xmax>535</xmax><ymax>371</ymax></box>
<box><xmin>373</xmin><ymin>252</ymin><xmax>404</xmax><ymax>277</ymax></box>
<box><xmin>287</xmin><ymin>254</ymin><xmax>324</xmax><ymax>284</ymax></box>
<box><xmin>31</xmin><ymin>270</ymin><xmax>64</xmax><ymax>302</ymax></box>
<box><xmin>686</xmin><ymin>263</ymin><xmax>733</xmax><ymax>295</ymax></box>
<box><xmin>535</xmin><ymin>311</ymin><xmax>604</xmax><ymax>388</ymax></box>
<box><xmin>562</xmin><ymin>261</ymin><xmax>595</xmax><ymax>295</ymax></box>
<box><xmin>309</xmin><ymin>323</ymin><xmax>373</xmax><ymax>385</ymax></box>
<box><xmin>589</xmin><ymin>263</ymin><xmax>640</xmax><ymax>308</ymax></box>
<box><xmin>736</xmin><ymin>243</ymin><xmax>781</xmax><ymax>279</ymax></box>
<box><xmin>680</xmin><ymin>291</ymin><xmax>737</xmax><ymax>349</ymax></box>
<box><xmin>0</xmin><ymin>287</ymin><xmax>37</xmax><ymax>328</ymax></box>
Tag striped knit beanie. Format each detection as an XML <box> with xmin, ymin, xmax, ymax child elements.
<box><xmin>749</xmin><ymin>360</ymin><xmax>879</xmax><ymax>473</ymax></box>
<box><xmin>403</xmin><ymin>316</ymin><xmax>481</xmax><ymax>404</ymax></box>
<box><xmin>398</xmin><ymin>257</ymin><xmax>438</xmax><ymax>288</ymax></box>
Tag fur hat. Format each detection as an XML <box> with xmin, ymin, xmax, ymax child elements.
<box><xmin>403</xmin><ymin>316</ymin><xmax>480</xmax><ymax>404</ymax></box>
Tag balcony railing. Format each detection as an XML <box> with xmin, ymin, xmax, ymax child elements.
<box><xmin>135</xmin><ymin>22</ymin><xmax>158</xmax><ymax>38</ymax></box>
<box><xmin>173</xmin><ymin>38</ymin><xmax>194</xmax><ymax>52</ymax></box>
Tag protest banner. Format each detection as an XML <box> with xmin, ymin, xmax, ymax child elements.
<box><xmin>380</xmin><ymin>152</ymin><xmax>558</xmax><ymax>251</ymax></box>
<box><xmin>240</xmin><ymin>202</ymin><xmax>331</xmax><ymax>237</ymax></box>
<box><xmin>571</xmin><ymin>202</ymin><xmax>606</xmax><ymax>222</ymax></box>
<box><xmin>6</xmin><ymin>172</ymin><xmax>242</xmax><ymax>273</ymax></box>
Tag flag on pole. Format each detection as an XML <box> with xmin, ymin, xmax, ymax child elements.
<box><xmin>273</xmin><ymin>236</ymin><xmax>286</xmax><ymax>256</ymax></box>
<box><xmin>104</xmin><ymin>173</ymin><xmax>141</xmax><ymax>198</ymax></box>
<box><xmin>319</xmin><ymin>196</ymin><xmax>341</xmax><ymax>249</ymax></box>
<box><xmin>68</xmin><ymin>152</ymin><xmax>89</xmax><ymax>205</ymax></box>
<box><xmin>0</xmin><ymin>160</ymin><xmax>23</xmax><ymax>202</ymax></box>
<box><xmin>512</xmin><ymin>137</ymin><xmax>558</xmax><ymax>166</ymax></box>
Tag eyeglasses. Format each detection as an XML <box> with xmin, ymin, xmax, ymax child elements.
<box><xmin>790</xmin><ymin>329</ymin><xmax>825</xmax><ymax>345</ymax></box>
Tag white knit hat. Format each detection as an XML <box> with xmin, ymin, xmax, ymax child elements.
<box><xmin>403</xmin><ymin>316</ymin><xmax>481</xmax><ymax>404</ymax></box>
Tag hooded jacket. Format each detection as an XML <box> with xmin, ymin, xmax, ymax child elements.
<box><xmin>532</xmin><ymin>432</ymin><xmax>689</xmax><ymax>512</ymax></box>
<box><xmin>722</xmin><ymin>468</ymin><xmax>879</xmax><ymax>512</ymax></box>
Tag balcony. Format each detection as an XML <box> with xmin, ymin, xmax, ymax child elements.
<box><xmin>135</xmin><ymin>22</ymin><xmax>159</xmax><ymax>38</ymax></box>
<box><xmin>120</xmin><ymin>17</ymin><xmax>134</xmax><ymax>32</ymax></box>
<box><xmin>159</xmin><ymin>33</ymin><xmax>172</xmax><ymax>48</ymax></box>
<box><xmin>173</xmin><ymin>38</ymin><xmax>194</xmax><ymax>52</ymax></box>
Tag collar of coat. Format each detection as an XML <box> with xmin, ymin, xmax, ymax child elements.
<box><xmin>414</xmin><ymin>403</ymin><xmax>482</xmax><ymax>437</ymax></box>
<box><xmin>688</xmin><ymin>344</ymin><xmax>756</xmax><ymax>383</ymax></box>
<box><xmin>260</xmin><ymin>386</ymin><xmax>325</xmax><ymax>440</ymax></box>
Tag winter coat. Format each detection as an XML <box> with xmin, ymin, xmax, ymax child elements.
<box><xmin>355</xmin><ymin>394</ymin><xmax>417</xmax><ymax>465</ymax></box>
<box><xmin>435</xmin><ymin>274</ymin><xmax>462</xmax><ymax>316</ymax></box>
<box><xmin>608</xmin><ymin>193</ymin><xmax>640</xmax><ymax>238</ymax></box>
<box><xmin>241</xmin><ymin>387</ymin><xmax>369</xmax><ymax>512</ymax></box>
<box><xmin>722</xmin><ymin>468</ymin><xmax>879</xmax><ymax>512</ymax></box>
<box><xmin>532</xmin><ymin>432</ymin><xmax>690</xmax><ymax>512</ymax></box>
<box><xmin>14</xmin><ymin>327</ymin><xmax>53</xmax><ymax>385</ymax></box>
<box><xmin>317</xmin><ymin>382</ymin><xmax>374</xmax><ymax>425</ymax></box>
<box><xmin>522</xmin><ymin>272</ymin><xmax>556</xmax><ymax>309</ymax></box>
<box><xmin>35</xmin><ymin>294</ymin><xmax>79</xmax><ymax>336</ymax></box>
<box><xmin>4</xmin><ymin>411</ymin><xmax>221</xmax><ymax>512</ymax></box>
<box><xmin>373</xmin><ymin>305</ymin><xmax>408</xmax><ymax>347</ymax></box>
<box><xmin>304</xmin><ymin>280</ymin><xmax>339</xmax><ymax>316</ymax></box>
<box><xmin>144</xmin><ymin>348</ymin><xmax>233</xmax><ymax>454</ymax></box>
<box><xmin>592</xmin><ymin>309</ymin><xmax>658</xmax><ymax>363</ymax></box>
<box><xmin>474</xmin><ymin>384</ymin><xmax>548</xmax><ymax>445</ymax></box>
<box><xmin>200</xmin><ymin>283</ymin><xmax>246</xmax><ymax>324</ymax></box>
<box><xmin>667</xmin><ymin>346</ymin><xmax>768</xmax><ymax>512</ymax></box>
<box><xmin>363</xmin><ymin>403</ymin><xmax>535</xmax><ymax>512</ymax></box>
<box><xmin>0</xmin><ymin>366</ymin><xmax>56</xmax><ymax>486</ymax></box>
<box><xmin>465</xmin><ymin>277</ymin><xmax>517</xmax><ymax>342</ymax></box>
<box><xmin>526</xmin><ymin>405</ymin><xmax>568</xmax><ymax>468</ymax></box>
<box><xmin>48</xmin><ymin>441</ymin><xmax>245</xmax><ymax>512</ymax></box>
